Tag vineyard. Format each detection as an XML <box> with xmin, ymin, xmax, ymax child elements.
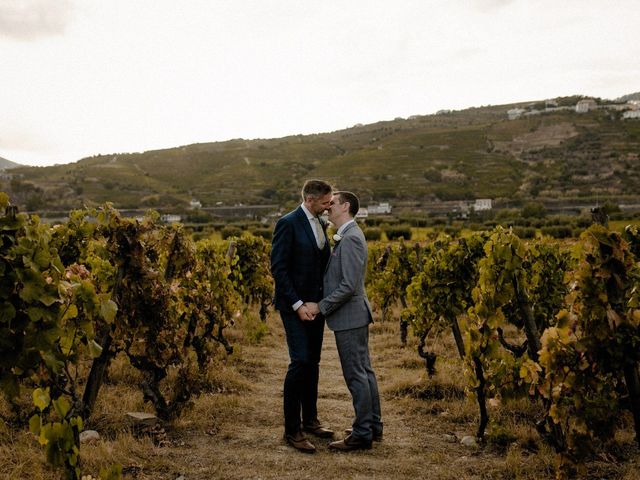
<box><xmin>2</xmin><ymin>192</ymin><xmax>640</xmax><ymax>479</ymax></box>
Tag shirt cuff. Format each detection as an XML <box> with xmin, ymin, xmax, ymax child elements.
<box><xmin>292</xmin><ymin>300</ymin><xmax>303</xmax><ymax>311</ymax></box>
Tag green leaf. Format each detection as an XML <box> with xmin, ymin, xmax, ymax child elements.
<box><xmin>29</xmin><ymin>413</ymin><xmax>42</xmax><ymax>435</ymax></box>
<box><xmin>53</xmin><ymin>396</ymin><xmax>71</xmax><ymax>418</ymax></box>
<box><xmin>88</xmin><ymin>339</ymin><xmax>103</xmax><ymax>358</ymax></box>
<box><xmin>0</xmin><ymin>302</ymin><xmax>16</xmax><ymax>323</ymax></box>
<box><xmin>27</xmin><ymin>306</ymin><xmax>47</xmax><ymax>322</ymax></box>
<box><xmin>33</xmin><ymin>248</ymin><xmax>51</xmax><ymax>268</ymax></box>
<box><xmin>62</xmin><ymin>304</ymin><xmax>78</xmax><ymax>321</ymax></box>
<box><xmin>100</xmin><ymin>298</ymin><xmax>118</xmax><ymax>323</ymax></box>
<box><xmin>59</xmin><ymin>334</ymin><xmax>74</xmax><ymax>356</ymax></box>
<box><xmin>33</xmin><ymin>387</ymin><xmax>51</xmax><ymax>411</ymax></box>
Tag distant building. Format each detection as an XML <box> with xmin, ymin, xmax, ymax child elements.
<box><xmin>576</xmin><ymin>99</ymin><xmax>597</xmax><ymax>113</ymax></box>
<box><xmin>623</xmin><ymin>110</ymin><xmax>640</xmax><ymax>120</ymax></box>
<box><xmin>545</xmin><ymin>99</ymin><xmax>558</xmax><ymax>108</ymax></box>
<box><xmin>355</xmin><ymin>208</ymin><xmax>369</xmax><ymax>220</ymax></box>
<box><xmin>507</xmin><ymin>108</ymin><xmax>526</xmax><ymax>120</ymax></box>
<box><xmin>189</xmin><ymin>199</ymin><xmax>202</xmax><ymax>209</ymax></box>
<box><xmin>367</xmin><ymin>202</ymin><xmax>392</xmax><ymax>214</ymax></box>
<box><xmin>161</xmin><ymin>214</ymin><xmax>182</xmax><ymax>223</ymax></box>
<box><xmin>474</xmin><ymin>199</ymin><xmax>492</xmax><ymax>211</ymax></box>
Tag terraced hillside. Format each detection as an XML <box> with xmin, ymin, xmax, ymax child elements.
<box><xmin>3</xmin><ymin>99</ymin><xmax>640</xmax><ymax>212</ymax></box>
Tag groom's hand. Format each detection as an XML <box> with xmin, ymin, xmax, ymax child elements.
<box><xmin>297</xmin><ymin>304</ymin><xmax>315</xmax><ymax>321</ymax></box>
<box><xmin>305</xmin><ymin>302</ymin><xmax>320</xmax><ymax>316</ymax></box>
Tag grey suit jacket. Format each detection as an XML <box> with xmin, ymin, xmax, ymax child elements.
<box><xmin>319</xmin><ymin>222</ymin><xmax>373</xmax><ymax>332</ymax></box>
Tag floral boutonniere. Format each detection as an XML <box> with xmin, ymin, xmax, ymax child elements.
<box><xmin>332</xmin><ymin>233</ymin><xmax>342</xmax><ymax>244</ymax></box>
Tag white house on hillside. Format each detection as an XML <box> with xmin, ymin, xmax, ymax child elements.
<box><xmin>576</xmin><ymin>99</ymin><xmax>597</xmax><ymax>113</ymax></box>
<box><xmin>367</xmin><ymin>202</ymin><xmax>392</xmax><ymax>214</ymax></box>
<box><xmin>355</xmin><ymin>208</ymin><xmax>369</xmax><ymax>220</ymax></box>
<box><xmin>161</xmin><ymin>214</ymin><xmax>182</xmax><ymax>223</ymax></box>
<box><xmin>190</xmin><ymin>199</ymin><xmax>202</xmax><ymax>209</ymax></box>
<box><xmin>474</xmin><ymin>199</ymin><xmax>492</xmax><ymax>211</ymax></box>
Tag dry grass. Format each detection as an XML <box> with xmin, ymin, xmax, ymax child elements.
<box><xmin>2</xmin><ymin>309</ymin><xmax>640</xmax><ymax>479</ymax></box>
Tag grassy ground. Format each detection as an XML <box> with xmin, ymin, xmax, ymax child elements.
<box><xmin>1</xmin><ymin>309</ymin><xmax>640</xmax><ymax>479</ymax></box>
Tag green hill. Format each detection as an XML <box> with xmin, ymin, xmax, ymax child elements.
<box><xmin>2</xmin><ymin>96</ymin><xmax>640</xmax><ymax>213</ymax></box>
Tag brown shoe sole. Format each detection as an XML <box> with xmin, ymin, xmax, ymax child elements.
<box><xmin>344</xmin><ymin>428</ymin><xmax>383</xmax><ymax>442</ymax></box>
<box><xmin>328</xmin><ymin>438</ymin><xmax>372</xmax><ymax>451</ymax></box>
<box><xmin>284</xmin><ymin>434</ymin><xmax>316</xmax><ymax>453</ymax></box>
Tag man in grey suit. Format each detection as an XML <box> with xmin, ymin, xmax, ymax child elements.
<box><xmin>307</xmin><ymin>191</ymin><xmax>383</xmax><ymax>451</ymax></box>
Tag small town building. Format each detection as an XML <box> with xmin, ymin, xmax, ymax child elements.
<box><xmin>355</xmin><ymin>208</ymin><xmax>369</xmax><ymax>220</ymax></box>
<box><xmin>367</xmin><ymin>202</ymin><xmax>392</xmax><ymax>214</ymax></box>
<box><xmin>474</xmin><ymin>199</ymin><xmax>492</xmax><ymax>211</ymax></box>
<box><xmin>576</xmin><ymin>99</ymin><xmax>597</xmax><ymax>113</ymax></box>
<box><xmin>160</xmin><ymin>214</ymin><xmax>182</xmax><ymax>223</ymax></box>
<box><xmin>623</xmin><ymin>110</ymin><xmax>640</xmax><ymax>119</ymax></box>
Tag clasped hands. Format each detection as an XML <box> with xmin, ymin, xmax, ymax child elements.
<box><xmin>297</xmin><ymin>302</ymin><xmax>320</xmax><ymax>321</ymax></box>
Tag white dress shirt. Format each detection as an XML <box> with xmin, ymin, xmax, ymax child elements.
<box><xmin>292</xmin><ymin>203</ymin><xmax>324</xmax><ymax>311</ymax></box>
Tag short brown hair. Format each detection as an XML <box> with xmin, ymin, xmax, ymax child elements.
<box><xmin>301</xmin><ymin>179</ymin><xmax>332</xmax><ymax>201</ymax></box>
<box><xmin>335</xmin><ymin>191</ymin><xmax>359</xmax><ymax>217</ymax></box>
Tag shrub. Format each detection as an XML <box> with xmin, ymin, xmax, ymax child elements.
<box><xmin>540</xmin><ymin>225</ymin><xmax>573</xmax><ymax>239</ymax></box>
<box><xmin>251</xmin><ymin>228</ymin><xmax>273</xmax><ymax>240</ymax></box>
<box><xmin>221</xmin><ymin>226</ymin><xmax>243</xmax><ymax>239</ymax></box>
<box><xmin>443</xmin><ymin>226</ymin><xmax>460</xmax><ymax>237</ymax></box>
<box><xmin>384</xmin><ymin>224</ymin><xmax>412</xmax><ymax>240</ymax></box>
<box><xmin>363</xmin><ymin>227</ymin><xmax>382</xmax><ymax>241</ymax></box>
<box><xmin>512</xmin><ymin>226</ymin><xmax>536</xmax><ymax>239</ymax></box>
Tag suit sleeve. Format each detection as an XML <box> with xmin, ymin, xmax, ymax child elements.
<box><xmin>319</xmin><ymin>235</ymin><xmax>366</xmax><ymax>316</ymax></box>
<box><xmin>270</xmin><ymin>217</ymin><xmax>300</xmax><ymax>307</ymax></box>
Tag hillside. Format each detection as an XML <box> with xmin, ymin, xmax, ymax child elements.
<box><xmin>0</xmin><ymin>156</ymin><xmax>21</xmax><ymax>170</ymax></box>
<box><xmin>2</xmin><ymin>97</ymin><xmax>640</xmax><ymax>213</ymax></box>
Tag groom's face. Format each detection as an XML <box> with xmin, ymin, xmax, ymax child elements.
<box><xmin>309</xmin><ymin>192</ymin><xmax>332</xmax><ymax>216</ymax></box>
<box><xmin>327</xmin><ymin>194</ymin><xmax>344</xmax><ymax>223</ymax></box>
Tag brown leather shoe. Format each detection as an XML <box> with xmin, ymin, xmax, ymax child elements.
<box><xmin>345</xmin><ymin>428</ymin><xmax>383</xmax><ymax>442</ymax></box>
<box><xmin>303</xmin><ymin>421</ymin><xmax>334</xmax><ymax>438</ymax></box>
<box><xmin>284</xmin><ymin>432</ymin><xmax>316</xmax><ymax>453</ymax></box>
<box><xmin>328</xmin><ymin>434</ymin><xmax>372</xmax><ymax>451</ymax></box>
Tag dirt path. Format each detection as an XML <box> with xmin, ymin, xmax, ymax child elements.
<box><xmin>165</xmin><ymin>318</ymin><xmax>442</xmax><ymax>480</ymax></box>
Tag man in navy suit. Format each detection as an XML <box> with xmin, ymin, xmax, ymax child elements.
<box><xmin>270</xmin><ymin>179</ymin><xmax>334</xmax><ymax>453</ymax></box>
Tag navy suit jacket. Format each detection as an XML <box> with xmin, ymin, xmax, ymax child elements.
<box><xmin>270</xmin><ymin>206</ymin><xmax>331</xmax><ymax>312</ymax></box>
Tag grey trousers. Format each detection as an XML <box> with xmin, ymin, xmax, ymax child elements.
<box><xmin>334</xmin><ymin>325</ymin><xmax>383</xmax><ymax>441</ymax></box>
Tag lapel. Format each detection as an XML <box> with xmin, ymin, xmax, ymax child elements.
<box><xmin>326</xmin><ymin>222</ymin><xmax>357</xmax><ymax>272</ymax></box>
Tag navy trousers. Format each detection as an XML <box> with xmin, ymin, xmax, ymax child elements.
<box><xmin>281</xmin><ymin>311</ymin><xmax>325</xmax><ymax>435</ymax></box>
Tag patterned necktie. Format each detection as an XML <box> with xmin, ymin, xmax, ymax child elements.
<box><xmin>311</xmin><ymin>217</ymin><xmax>325</xmax><ymax>249</ymax></box>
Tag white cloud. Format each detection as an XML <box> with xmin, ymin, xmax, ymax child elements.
<box><xmin>0</xmin><ymin>0</ymin><xmax>73</xmax><ymax>41</ymax></box>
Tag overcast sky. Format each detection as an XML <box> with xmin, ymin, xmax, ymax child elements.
<box><xmin>1</xmin><ymin>0</ymin><xmax>639</xmax><ymax>167</ymax></box>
